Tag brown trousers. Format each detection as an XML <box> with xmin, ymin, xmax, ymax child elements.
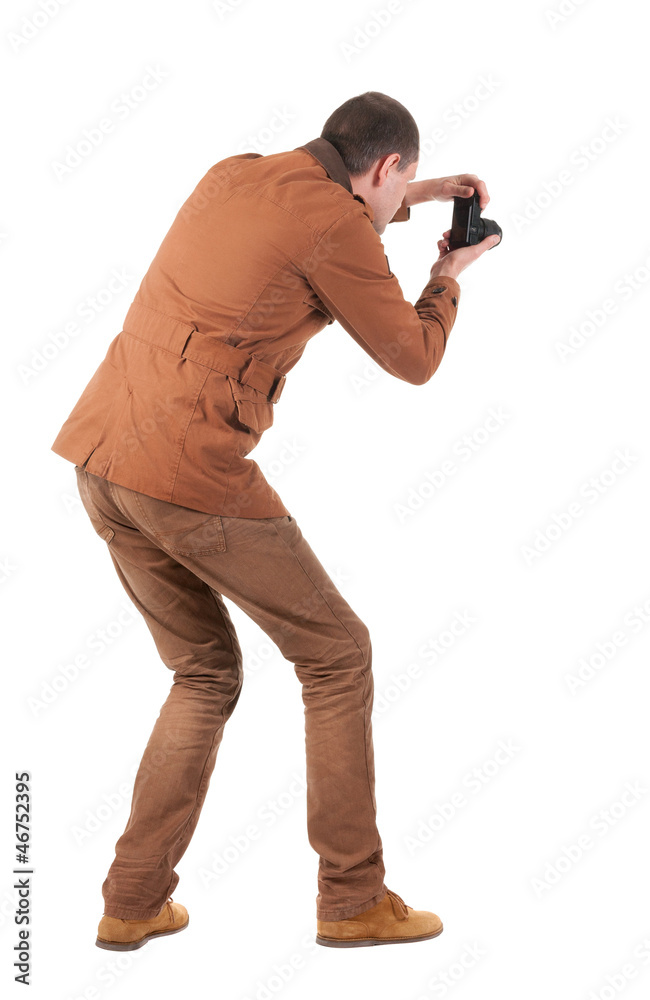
<box><xmin>74</xmin><ymin>466</ymin><xmax>387</xmax><ymax>922</ymax></box>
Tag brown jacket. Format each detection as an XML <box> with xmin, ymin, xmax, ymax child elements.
<box><xmin>50</xmin><ymin>137</ymin><xmax>461</xmax><ymax>517</ymax></box>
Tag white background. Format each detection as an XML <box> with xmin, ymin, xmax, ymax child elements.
<box><xmin>3</xmin><ymin>0</ymin><xmax>650</xmax><ymax>997</ymax></box>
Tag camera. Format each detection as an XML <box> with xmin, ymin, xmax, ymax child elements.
<box><xmin>449</xmin><ymin>191</ymin><xmax>502</xmax><ymax>250</ymax></box>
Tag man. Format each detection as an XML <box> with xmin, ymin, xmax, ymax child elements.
<box><xmin>51</xmin><ymin>91</ymin><xmax>500</xmax><ymax>951</ymax></box>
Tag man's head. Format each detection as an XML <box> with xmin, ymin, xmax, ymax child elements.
<box><xmin>321</xmin><ymin>91</ymin><xmax>419</xmax><ymax>234</ymax></box>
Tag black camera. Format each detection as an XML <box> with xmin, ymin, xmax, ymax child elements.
<box><xmin>449</xmin><ymin>191</ymin><xmax>502</xmax><ymax>250</ymax></box>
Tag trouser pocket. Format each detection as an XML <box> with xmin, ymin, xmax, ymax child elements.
<box><xmin>130</xmin><ymin>491</ymin><xmax>227</xmax><ymax>555</ymax></box>
<box><xmin>75</xmin><ymin>467</ymin><xmax>116</xmax><ymax>544</ymax></box>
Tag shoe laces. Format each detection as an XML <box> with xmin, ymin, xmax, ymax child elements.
<box><xmin>386</xmin><ymin>888</ymin><xmax>409</xmax><ymax>920</ymax></box>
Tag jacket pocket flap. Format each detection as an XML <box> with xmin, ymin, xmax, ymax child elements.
<box><xmin>226</xmin><ymin>376</ymin><xmax>274</xmax><ymax>434</ymax></box>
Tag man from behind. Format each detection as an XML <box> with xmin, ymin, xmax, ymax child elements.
<box><xmin>51</xmin><ymin>91</ymin><xmax>499</xmax><ymax>951</ymax></box>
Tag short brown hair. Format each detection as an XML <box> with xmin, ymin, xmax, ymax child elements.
<box><xmin>321</xmin><ymin>91</ymin><xmax>419</xmax><ymax>177</ymax></box>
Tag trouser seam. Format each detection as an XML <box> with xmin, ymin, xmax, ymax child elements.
<box><xmin>268</xmin><ymin>521</ymin><xmax>377</xmax><ymax>853</ymax></box>
<box><xmin>166</xmin><ymin>586</ymin><xmax>243</xmax><ymax>858</ymax></box>
<box><xmin>269</xmin><ymin>522</ymin><xmax>368</xmax><ymax>662</ymax></box>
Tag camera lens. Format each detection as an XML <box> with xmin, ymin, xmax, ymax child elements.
<box><xmin>479</xmin><ymin>217</ymin><xmax>502</xmax><ymax>243</ymax></box>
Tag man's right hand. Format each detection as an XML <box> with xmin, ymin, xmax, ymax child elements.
<box><xmin>429</xmin><ymin>229</ymin><xmax>501</xmax><ymax>281</ymax></box>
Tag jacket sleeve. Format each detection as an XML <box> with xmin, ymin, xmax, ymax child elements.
<box><xmin>302</xmin><ymin>210</ymin><xmax>461</xmax><ymax>386</ymax></box>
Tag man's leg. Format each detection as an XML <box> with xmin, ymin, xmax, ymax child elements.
<box><xmin>76</xmin><ymin>468</ymin><xmax>245</xmax><ymax>920</ymax></box>
<box><xmin>77</xmin><ymin>469</ymin><xmax>387</xmax><ymax>922</ymax></box>
<box><xmin>206</xmin><ymin>514</ymin><xmax>388</xmax><ymax>922</ymax></box>
<box><xmin>180</xmin><ymin>513</ymin><xmax>387</xmax><ymax>922</ymax></box>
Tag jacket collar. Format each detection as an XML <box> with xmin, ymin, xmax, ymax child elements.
<box><xmin>296</xmin><ymin>136</ymin><xmax>375</xmax><ymax>222</ymax></box>
<box><xmin>295</xmin><ymin>137</ymin><xmax>353</xmax><ymax>194</ymax></box>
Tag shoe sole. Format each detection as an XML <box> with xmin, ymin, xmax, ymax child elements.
<box><xmin>95</xmin><ymin>917</ymin><xmax>189</xmax><ymax>951</ymax></box>
<box><xmin>315</xmin><ymin>923</ymin><xmax>443</xmax><ymax>948</ymax></box>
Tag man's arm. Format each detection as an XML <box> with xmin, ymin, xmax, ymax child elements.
<box><xmin>303</xmin><ymin>210</ymin><xmax>460</xmax><ymax>386</ymax></box>
<box><xmin>404</xmin><ymin>173</ymin><xmax>491</xmax><ymax>210</ymax></box>
<box><xmin>389</xmin><ymin>172</ymin><xmax>490</xmax><ymax>220</ymax></box>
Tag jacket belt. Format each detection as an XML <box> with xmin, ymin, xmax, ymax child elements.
<box><xmin>121</xmin><ymin>301</ymin><xmax>287</xmax><ymax>403</ymax></box>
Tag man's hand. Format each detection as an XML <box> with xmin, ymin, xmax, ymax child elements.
<box><xmin>429</xmin><ymin>228</ymin><xmax>501</xmax><ymax>281</ymax></box>
<box><xmin>405</xmin><ymin>174</ymin><xmax>490</xmax><ymax>211</ymax></box>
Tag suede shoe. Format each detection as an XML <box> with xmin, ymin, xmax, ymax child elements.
<box><xmin>316</xmin><ymin>888</ymin><xmax>443</xmax><ymax>948</ymax></box>
<box><xmin>96</xmin><ymin>897</ymin><xmax>189</xmax><ymax>951</ymax></box>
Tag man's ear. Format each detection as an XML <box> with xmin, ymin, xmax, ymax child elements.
<box><xmin>376</xmin><ymin>153</ymin><xmax>401</xmax><ymax>186</ymax></box>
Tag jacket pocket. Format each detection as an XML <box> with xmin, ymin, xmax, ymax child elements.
<box><xmin>226</xmin><ymin>375</ymin><xmax>274</xmax><ymax>434</ymax></box>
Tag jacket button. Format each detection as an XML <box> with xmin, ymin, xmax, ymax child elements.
<box><xmin>451</xmin><ymin>296</ymin><xmax>457</xmax><ymax>307</ymax></box>
<box><xmin>429</xmin><ymin>286</ymin><xmax>446</xmax><ymax>294</ymax></box>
